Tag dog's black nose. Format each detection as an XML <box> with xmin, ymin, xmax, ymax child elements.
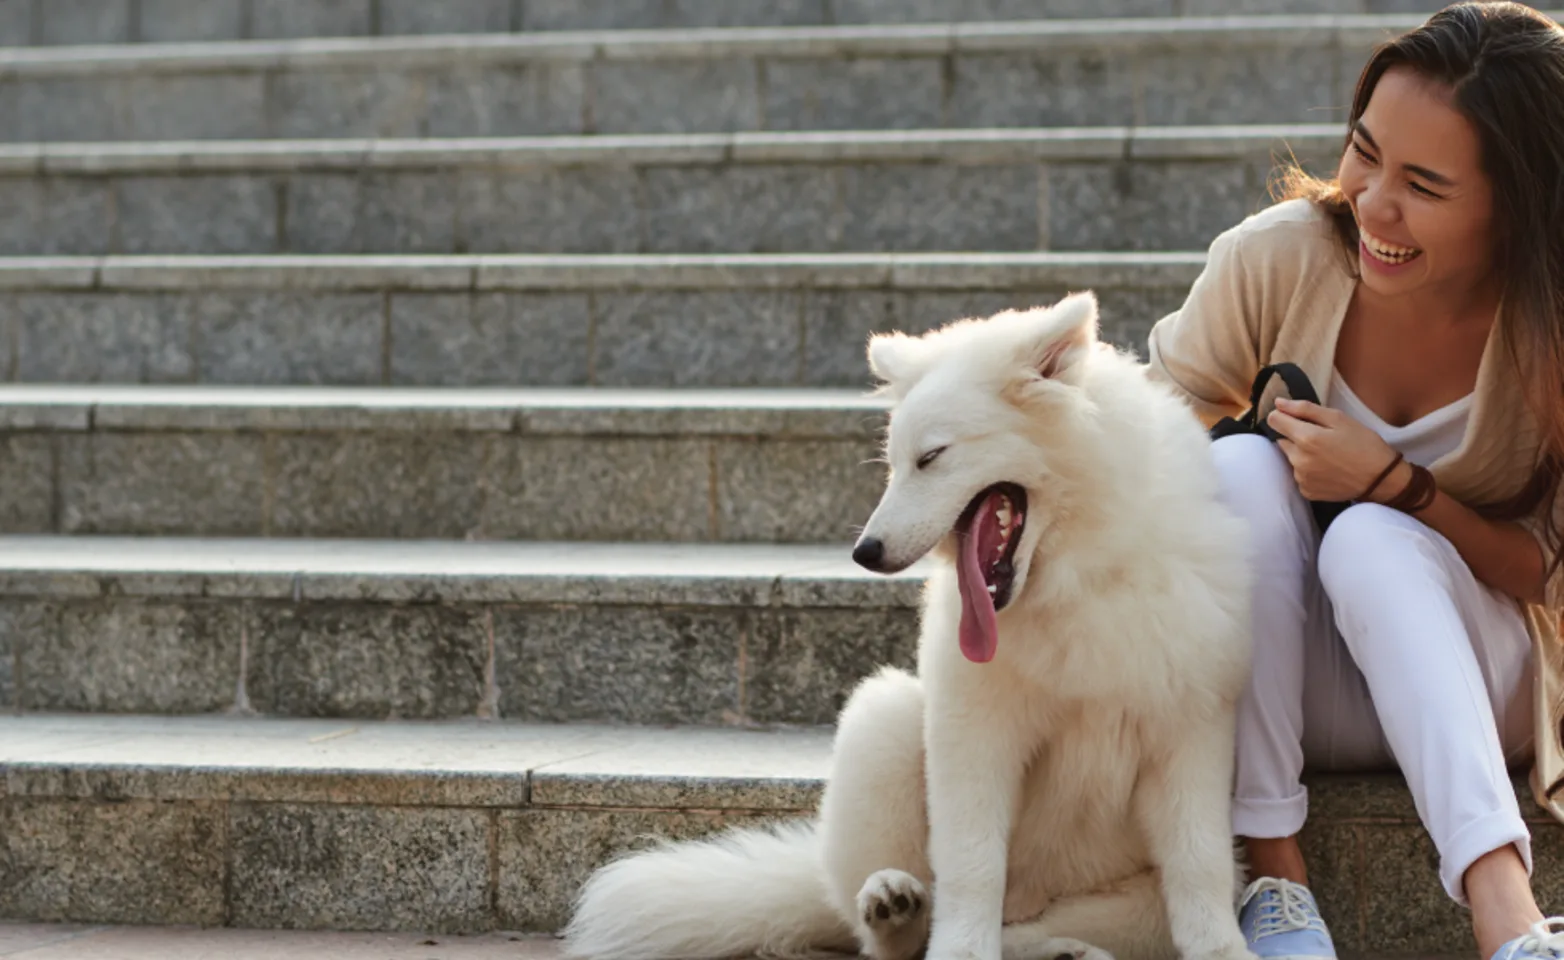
<box><xmin>853</xmin><ymin>538</ymin><xmax>885</xmax><ymax>571</ymax></box>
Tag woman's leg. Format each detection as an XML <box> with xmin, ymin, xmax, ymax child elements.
<box><xmin>1316</xmin><ymin>503</ymin><xmax>1537</xmax><ymax>955</ymax></box>
<box><xmin>1211</xmin><ymin>435</ymin><xmax>1329</xmax><ymax>880</ymax></box>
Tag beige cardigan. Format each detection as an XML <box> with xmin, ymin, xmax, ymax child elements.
<box><xmin>1145</xmin><ymin>198</ymin><xmax>1564</xmax><ymax>820</ymax></box>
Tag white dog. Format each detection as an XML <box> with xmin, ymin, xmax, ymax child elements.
<box><xmin>564</xmin><ymin>293</ymin><xmax>1257</xmax><ymax>960</ymax></box>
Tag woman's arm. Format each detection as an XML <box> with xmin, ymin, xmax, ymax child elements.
<box><xmin>1268</xmin><ymin>396</ymin><xmax>1547</xmax><ymax>604</ymax></box>
<box><xmin>1372</xmin><ymin>459</ymin><xmax>1547</xmax><ymax>604</ymax></box>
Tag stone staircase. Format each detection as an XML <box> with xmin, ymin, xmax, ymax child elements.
<box><xmin>0</xmin><ymin>2</ymin><xmax>1547</xmax><ymax>958</ymax></box>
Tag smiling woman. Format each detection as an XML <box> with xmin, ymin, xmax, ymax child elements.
<box><xmin>1144</xmin><ymin>3</ymin><xmax>1564</xmax><ymax>959</ymax></box>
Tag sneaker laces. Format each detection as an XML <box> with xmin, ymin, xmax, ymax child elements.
<box><xmin>1511</xmin><ymin>918</ymin><xmax>1564</xmax><ymax>958</ymax></box>
<box><xmin>1241</xmin><ymin>878</ymin><xmax>1328</xmax><ymax>938</ymax></box>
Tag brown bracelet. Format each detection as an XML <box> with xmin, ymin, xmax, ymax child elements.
<box><xmin>1383</xmin><ymin>462</ymin><xmax>1438</xmax><ymax>514</ymax></box>
<box><xmin>1356</xmin><ymin>452</ymin><xmax>1406</xmax><ymax>502</ymax></box>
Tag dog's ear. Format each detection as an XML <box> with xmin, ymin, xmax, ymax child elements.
<box><xmin>867</xmin><ymin>331</ymin><xmax>934</xmax><ymax>392</ymax></box>
<box><xmin>1028</xmin><ymin>291</ymin><xmax>1099</xmax><ymax>380</ymax></box>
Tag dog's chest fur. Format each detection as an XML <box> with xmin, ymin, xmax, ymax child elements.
<box><xmin>996</xmin><ymin>703</ymin><xmax>1157</xmax><ymax>922</ymax></box>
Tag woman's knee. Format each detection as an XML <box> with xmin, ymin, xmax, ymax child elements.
<box><xmin>1317</xmin><ymin>503</ymin><xmax>1452</xmax><ymax>616</ymax></box>
<box><xmin>1210</xmin><ymin>435</ymin><xmax>1309</xmax><ymax>547</ymax></box>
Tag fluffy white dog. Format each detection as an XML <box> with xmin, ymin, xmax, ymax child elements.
<box><xmin>564</xmin><ymin>293</ymin><xmax>1256</xmax><ymax>960</ymax></box>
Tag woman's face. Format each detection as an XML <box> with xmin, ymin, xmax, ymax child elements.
<box><xmin>1337</xmin><ymin>65</ymin><xmax>1497</xmax><ymax>301</ymax></box>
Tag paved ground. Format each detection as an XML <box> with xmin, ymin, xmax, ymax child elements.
<box><xmin>0</xmin><ymin>924</ymin><xmax>561</xmax><ymax>959</ymax></box>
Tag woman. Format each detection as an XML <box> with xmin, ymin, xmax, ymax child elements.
<box><xmin>1146</xmin><ymin>3</ymin><xmax>1564</xmax><ymax>958</ymax></box>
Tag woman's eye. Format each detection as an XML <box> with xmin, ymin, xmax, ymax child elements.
<box><xmin>1351</xmin><ymin>141</ymin><xmax>1376</xmax><ymax>163</ymax></box>
<box><xmin>916</xmin><ymin>447</ymin><xmax>947</xmax><ymax>469</ymax></box>
<box><xmin>1409</xmin><ymin>181</ymin><xmax>1441</xmax><ymax>199</ymax></box>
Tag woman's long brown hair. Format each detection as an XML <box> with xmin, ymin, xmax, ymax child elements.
<box><xmin>1275</xmin><ymin>0</ymin><xmax>1564</xmax><ymax>588</ymax></box>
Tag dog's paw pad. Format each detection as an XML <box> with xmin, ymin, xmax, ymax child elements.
<box><xmin>856</xmin><ymin>869</ymin><xmax>927</xmax><ymax>930</ymax></box>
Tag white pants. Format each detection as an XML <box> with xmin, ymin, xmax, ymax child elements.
<box><xmin>1214</xmin><ymin>435</ymin><xmax>1535</xmax><ymax>904</ymax></box>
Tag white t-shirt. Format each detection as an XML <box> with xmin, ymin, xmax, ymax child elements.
<box><xmin>1329</xmin><ymin>368</ymin><xmax>1472</xmax><ymax>468</ymax></box>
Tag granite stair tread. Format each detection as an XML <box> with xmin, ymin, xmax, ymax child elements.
<box><xmin>0</xmin><ymin>534</ymin><xmax>924</xmax><ymax>604</ymax></box>
<box><xmin>0</xmin><ymin>13</ymin><xmax>1449</xmax><ymax>139</ymax></box>
<box><xmin>0</xmin><ymin>0</ymin><xmax>1472</xmax><ymax>47</ymax></box>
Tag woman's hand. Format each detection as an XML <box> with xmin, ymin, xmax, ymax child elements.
<box><xmin>1265</xmin><ymin>397</ymin><xmax>1403</xmax><ymax>502</ymax></box>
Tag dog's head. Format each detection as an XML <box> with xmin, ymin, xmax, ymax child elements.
<box><xmin>852</xmin><ymin>292</ymin><xmax>1104</xmax><ymax>664</ymax></box>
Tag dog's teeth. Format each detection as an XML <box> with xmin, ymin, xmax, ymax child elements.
<box><xmin>987</xmin><ymin>584</ymin><xmax>997</xmax><ymax>595</ymax></box>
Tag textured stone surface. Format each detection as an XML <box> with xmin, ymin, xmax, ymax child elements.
<box><xmin>269</xmin><ymin>433</ymin><xmax>486</xmax><ymax>538</ymax></box>
<box><xmin>117</xmin><ymin>177</ymin><xmax>278</xmax><ymax>255</ymax></box>
<box><xmin>715</xmin><ymin>439</ymin><xmax>882</xmax><ymax>543</ymax></box>
<box><xmin>1297</xmin><ymin>821</ymin><xmax>1364</xmax><ymax>950</ymax></box>
<box><xmin>0</xmin><ymin>0</ymin><xmax>31</xmax><ymax>45</ymax></box>
<box><xmin>195</xmin><ymin>293</ymin><xmax>383</xmax><ymax>385</ymax></box>
<box><xmin>137</xmin><ymin>0</ymin><xmax>245</xmax><ymax>41</ymax></box>
<box><xmin>36</xmin><ymin>0</ymin><xmax>130</xmax><ymax>44</ymax></box>
<box><xmin>0</xmin><ymin>602</ymin><xmax>41</xmax><ymax>709</ymax></box>
<box><xmin>381</xmin><ymin>0</ymin><xmax>514</xmax><ymax>33</ymax></box>
<box><xmin>641</xmin><ymin>166</ymin><xmax>839</xmax><ymax>254</ymax></box>
<box><xmin>842</xmin><ymin>164</ymin><xmax>1038</xmax><ymax>251</ymax></box>
<box><xmin>0</xmin><ymin>925</ymin><xmax>554</xmax><ymax>958</ymax></box>
<box><xmin>1358</xmin><ymin>824</ymin><xmax>1472</xmax><ymax>953</ymax></box>
<box><xmin>0</xmin><ymin>178</ymin><xmax>114</xmax><ymax>257</ymax></box>
<box><xmin>0</xmin><ymin>799</ymin><xmax>226</xmax><ymax>925</ymax></box>
<box><xmin>272</xmin><ymin>71</ymin><xmax>426</xmax><ymax>140</ymax></box>
<box><xmin>389</xmin><ymin>292</ymin><xmax>591</xmax><ymax>386</ymax></box>
<box><xmin>948</xmin><ymin>54</ymin><xmax>1136</xmax><ymax>128</ymax></box>
<box><xmin>480</xmin><ymin>437</ymin><xmax>712</xmax><ymax>541</ymax></box>
<box><xmin>746</xmin><ymin>608</ymin><xmax>918</xmax><ymax>725</ymax></box>
<box><xmin>228</xmin><ymin>803</ymin><xmax>490</xmax><ymax>931</ymax></box>
<box><xmin>833</xmin><ymin>0</ymin><xmax>1173</xmax><ymax>17</ymax></box>
<box><xmin>19</xmin><ymin>602</ymin><xmax>242</xmax><ymax>713</ymax></box>
<box><xmin>520</xmin><ymin>0</ymin><xmax>828</xmax><ymax>30</ymax></box>
<box><xmin>0</xmin><ymin>437</ymin><xmax>56</xmax><ymax>534</ymax></box>
<box><xmin>425</xmin><ymin>66</ymin><xmax>584</xmax><ymax>138</ymax></box>
<box><xmin>1141</xmin><ymin>47</ymin><xmax>1343</xmax><ymax>126</ymax></box>
<box><xmin>493</xmin><ymin>605</ymin><xmax>743</xmax><ymax>724</ymax></box>
<box><xmin>0</xmin><ymin>78</ymin><xmax>123</xmax><ymax>143</ymax></box>
<box><xmin>59</xmin><ymin>434</ymin><xmax>268</xmax><ymax>535</ymax></box>
<box><xmin>120</xmin><ymin>75</ymin><xmax>268</xmax><ymax>143</ymax></box>
<box><xmin>13</xmin><ymin>294</ymin><xmax>194</xmax><ymax>383</ymax></box>
<box><xmin>1046</xmin><ymin>161</ymin><xmax>1251</xmax><ymax>252</ymax></box>
<box><xmin>592</xmin><ymin>290</ymin><xmax>803</xmax><ymax>387</ymax></box>
<box><xmin>590</xmin><ymin>61</ymin><xmax>758</xmax><ymax>135</ymax></box>
<box><xmin>247</xmin><ymin>605</ymin><xmax>488</xmax><ymax>719</ymax></box>
<box><xmin>765</xmin><ymin>58</ymin><xmax>944</xmax><ymax>132</ymax></box>
<box><xmin>360</xmin><ymin>173</ymin><xmax>459</xmax><ymax>253</ymax></box>
<box><xmin>251</xmin><ymin>0</ymin><xmax>373</xmax><ymax>38</ymax></box>
<box><xmin>284</xmin><ymin>175</ymin><xmax>361</xmax><ymax>254</ymax></box>
<box><xmin>496</xmin><ymin>807</ymin><xmax>779</xmax><ymax>930</ymax></box>
<box><xmin>458</xmin><ymin>170</ymin><xmax>641</xmax><ymax>254</ymax></box>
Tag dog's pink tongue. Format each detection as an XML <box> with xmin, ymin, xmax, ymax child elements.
<box><xmin>957</xmin><ymin>497</ymin><xmax>999</xmax><ymax>664</ymax></box>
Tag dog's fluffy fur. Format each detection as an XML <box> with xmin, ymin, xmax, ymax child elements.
<box><xmin>564</xmin><ymin>294</ymin><xmax>1256</xmax><ymax>960</ymax></box>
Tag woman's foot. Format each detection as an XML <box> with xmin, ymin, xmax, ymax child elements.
<box><xmin>1238</xmin><ymin>877</ymin><xmax>1337</xmax><ymax>960</ymax></box>
<box><xmin>1491</xmin><ymin>919</ymin><xmax>1564</xmax><ymax>959</ymax></box>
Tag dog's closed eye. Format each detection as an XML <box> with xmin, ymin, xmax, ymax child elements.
<box><xmin>916</xmin><ymin>446</ymin><xmax>947</xmax><ymax>469</ymax></box>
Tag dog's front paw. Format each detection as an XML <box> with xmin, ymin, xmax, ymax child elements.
<box><xmin>1016</xmin><ymin>937</ymin><xmax>1114</xmax><ymax>960</ymax></box>
<box><xmin>857</xmin><ymin>868</ymin><xmax>928</xmax><ymax>931</ymax></box>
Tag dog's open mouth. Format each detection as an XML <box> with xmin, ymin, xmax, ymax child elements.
<box><xmin>952</xmin><ymin>482</ymin><xmax>1027</xmax><ymax>664</ymax></box>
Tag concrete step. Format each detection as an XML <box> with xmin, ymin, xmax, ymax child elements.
<box><xmin>0</xmin><ymin>15</ymin><xmax>1443</xmax><ymax>140</ymax></box>
<box><xmin>0</xmin><ymin>713</ymin><xmax>1547</xmax><ymax>956</ymax></box>
<box><xmin>0</xmin><ymin>386</ymin><xmax>889</xmax><ymax>543</ymax></box>
<box><xmin>0</xmin><ymin>536</ymin><xmax>921</xmax><ymax>724</ymax></box>
<box><xmin>0</xmin><ymin>0</ymin><xmax>1457</xmax><ymax>46</ymax></box>
<box><xmin>0</xmin><ymin>253</ymin><xmax>1198</xmax><ymax>386</ymax></box>
<box><xmin>0</xmin><ymin>924</ymin><xmax>552</xmax><ymax>959</ymax></box>
<box><xmin>0</xmin><ymin>126</ymin><xmax>1340</xmax><ymax>256</ymax></box>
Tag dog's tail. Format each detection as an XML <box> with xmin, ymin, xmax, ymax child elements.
<box><xmin>562</xmin><ymin>819</ymin><xmax>850</xmax><ymax>960</ymax></box>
